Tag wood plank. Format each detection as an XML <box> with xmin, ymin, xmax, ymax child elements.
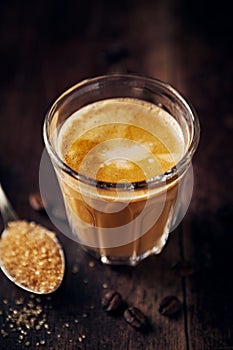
<box><xmin>176</xmin><ymin>4</ymin><xmax>233</xmax><ymax>348</ymax></box>
<box><xmin>1</xmin><ymin>0</ymin><xmax>233</xmax><ymax>348</ymax></box>
<box><xmin>0</xmin><ymin>1</ymin><xmax>188</xmax><ymax>348</ymax></box>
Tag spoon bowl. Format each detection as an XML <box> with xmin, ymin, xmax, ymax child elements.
<box><xmin>0</xmin><ymin>181</ymin><xmax>65</xmax><ymax>294</ymax></box>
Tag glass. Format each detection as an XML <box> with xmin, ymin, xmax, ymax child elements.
<box><xmin>43</xmin><ymin>74</ymin><xmax>200</xmax><ymax>266</ymax></box>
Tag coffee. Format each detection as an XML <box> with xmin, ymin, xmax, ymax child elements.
<box><xmin>59</xmin><ymin>98</ymin><xmax>184</xmax><ymax>181</ymax></box>
<box><xmin>56</xmin><ymin>98</ymin><xmax>185</xmax><ymax>263</ymax></box>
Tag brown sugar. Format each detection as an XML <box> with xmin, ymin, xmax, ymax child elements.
<box><xmin>0</xmin><ymin>221</ymin><xmax>64</xmax><ymax>294</ymax></box>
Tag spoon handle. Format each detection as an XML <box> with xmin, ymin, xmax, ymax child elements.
<box><xmin>0</xmin><ymin>182</ymin><xmax>19</xmax><ymax>227</ymax></box>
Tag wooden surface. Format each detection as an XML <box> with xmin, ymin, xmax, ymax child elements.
<box><xmin>0</xmin><ymin>0</ymin><xmax>233</xmax><ymax>349</ymax></box>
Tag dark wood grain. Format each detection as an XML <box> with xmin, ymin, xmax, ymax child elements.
<box><xmin>0</xmin><ymin>0</ymin><xmax>233</xmax><ymax>349</ymax></box>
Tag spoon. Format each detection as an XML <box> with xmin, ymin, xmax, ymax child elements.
<box><xmin>0</xmin><ymin>181</ymin><xmax>65</xmax><ymax>294</ymax></box>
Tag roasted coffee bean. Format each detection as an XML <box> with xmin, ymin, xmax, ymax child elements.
<box><xmin>29</xmin><ymin>192</ymin><xmax>45</xmax><ymax>212</ymax></box>
<box><xmin>102</xmin><ymin>290</ymin><xmax>122</xmax><ymax>313</ymax></box>
<box><xmin>124</xmin><ymin>307</ymin><xmax>147</xmax><ymax>330</ymax></box>
<box><xmin>158</xmin><ymin>295</ymin><xmax>182</xmax><ymax>317</ymax></box>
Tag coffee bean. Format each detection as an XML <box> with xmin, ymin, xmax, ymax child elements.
<box><xmin>124</xmin><ymin>307</ymin><xmax>147</xmax><ymax>330</ymax></box>
<box><xmin>29</xmin><ymin>192</ymin><xmax>45</xmax><ymax>212</ymax></box>
<box><xmin>102</xmin><ymin>290</ymin><xmax>122</xmax><ymax>313</ymax></box>
<box><xmin>158</xmin><ymin>296</ymin><xmax>182</xmax><ymax>317</ymax></box>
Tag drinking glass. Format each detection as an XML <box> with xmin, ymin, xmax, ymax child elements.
<box><xmin>43</xmin><ymin>74</ymin><xmax>200</xmax><ymax>266</ymax></box>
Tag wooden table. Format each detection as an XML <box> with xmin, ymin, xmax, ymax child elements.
<box><xmin>0</xmin><ymin>0</ymin><xmax>233</xmax><ymax>349</ymax></box>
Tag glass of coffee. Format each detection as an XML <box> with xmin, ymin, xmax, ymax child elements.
<box><xmin>43</xmin><ymin>74</ymin><xmax>200</xmax><ymax>266</ymax></box>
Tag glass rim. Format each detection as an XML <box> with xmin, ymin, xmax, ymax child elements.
<box><xmin>43</xmin><ymin>73</ymin><xmax>200</xmax><ymax>190</ymax></box>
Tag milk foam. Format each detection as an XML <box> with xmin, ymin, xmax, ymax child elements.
<box><xmin>58</xmin><ymin>98</ymin><xmax>185</xmax><ymax>182</ymax></box>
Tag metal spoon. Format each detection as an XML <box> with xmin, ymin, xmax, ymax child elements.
<box><xmin>0</xmin><ymin>181</ymin><xmax>65</xmax><ymax>294</ymax></box>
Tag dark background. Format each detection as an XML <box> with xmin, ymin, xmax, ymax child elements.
<box><xmin>0</xmin><ymin>1</ymin><xmax>233</xmax><ymax>349</ymax></box>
